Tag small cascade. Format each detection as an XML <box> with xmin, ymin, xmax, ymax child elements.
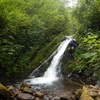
<box><xmin>24</xmin><ymin>36</ymin><xmax>73</xmax><ymax>85</ymax></box>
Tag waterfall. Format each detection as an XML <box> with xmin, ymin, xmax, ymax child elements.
<box><xmin>24</xmin><ymin>36</ymin><xmax>73</xmax><ymax>85</ymax></box>
<box><xmin>43</xmin><ymin>36</ymin><xmax>72</xmax><ymax>78</ymax></box>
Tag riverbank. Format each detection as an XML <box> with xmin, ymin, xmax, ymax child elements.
<box><xmin>0</xmin><ymin>81</ymin><xmax>100</xmax><ymax>100</ymax></box>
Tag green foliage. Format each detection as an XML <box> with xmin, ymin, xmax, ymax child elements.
<box><xmin>71</xmin><ymin>32</ymin><xmax>100</xmax><ymax>75</ymax></box>
<box><xmin>31</xmin><ymin>34</ymin><xmax>65</xmax><ymax>67</ymax></box>
<box><xmin>0</xmin><ymin>0</ymin><xmax>69</xmax><ymax>77</ymax></box>
<box><xmin>1</xmin><ymin>0</ymin><xmax>100</xmax><ymax>81</ymax></box>
<box><xmin>63</xmin><ymin>0</ymin><xmax>100</xmax><ymax>81</ymax></box>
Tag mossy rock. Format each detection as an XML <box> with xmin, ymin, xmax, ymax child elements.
<box><xmin>20</xmin><ymin>82</ymin><xmax>31</xmax><ymax>89</ymax></box>
<box><xmin>75</xmin><ymin>89</ymin><xmax>82</xmax><ymax>99</ymax></box>
<box><xmin>0</xmin><ymin>83</ymin><xmax>13</xmax><ymax>100</ymax></box>
<box><xmin>80</xmin><ymin>86</ymin><xmax>94</xmax><ymax>100</ymax></box>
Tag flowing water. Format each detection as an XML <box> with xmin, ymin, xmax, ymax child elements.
<box><xmin>16</xmin><ymin>36</ymin><xmax>81</xmax><ymax>95</ymax></box>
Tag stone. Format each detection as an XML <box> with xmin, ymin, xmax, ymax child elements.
<box><xmin>7</xmin><ymin>85</ymin><xmax>14</xmax><ymax>91</ymax></box>
<box><xmin>35</xmin><ymin>97</ymin><xmax>41</xmax><ymax>100</ymax></box>
<box><xmin>60</xmin><ymin>94</ymin><xmax>70</xmax><ymax>100</ymax></box>
<box><xmin>52</xmin><ymin>96</ymin><xmax>60</xmax><ymax>100</ymax></box>
<box><xmin>13</xmin><ymin>88</ymin><xmax>21</xmax><ymax>96</ymax></box>
<box><xmin>80</xmin><ymin>86</ymin><xmax>94</xmax><ymax>100</ymax></box>
<box><xmin>0</xmin><ymin>83</ymin><xmax>13</xmax><ymax>99</ymax></box>
<box><xmin>20</xmin><ymin>82</ymin><xmax>33</xmax><ymax>94</ymax></box>
<box><xmin>22</xmin><ymin>87</ymin><xmax>33</xmax><ymax>94</ymax></box>
<box><xmin>20</xmin><ymin>82</ymin><xmax>31</xmax><ymax>89</ymax></box>
<box><xmin>34</xmin><ymin>91</ymin><xmax>44</xmax><ymax>98</ymax></box>
<box><xmin>17</xmin><ymin>92</ymin><xmax>35</xmax><ymax>100</ymax></box>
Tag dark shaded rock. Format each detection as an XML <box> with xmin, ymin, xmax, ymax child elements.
<box><xmin>75</xmin><ymin>89</ymin><xmax>82</xmax><ymax>99</ymax></box>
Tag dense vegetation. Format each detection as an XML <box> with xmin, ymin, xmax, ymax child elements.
<box><xmin>0</xmin><ymin>0</ymin><xmax>100</xmax><ymax>82</ymax></box>
<box><xmin>66</xmin><ymin>0</ymin><xmax>100</xmax><ymax>81</ymax></box>
<box><xmin>0</xmin><ymin>0</ymin><xmax>69</xmax><ymax>77</ymax></box>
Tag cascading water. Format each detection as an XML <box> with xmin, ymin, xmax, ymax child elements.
<box><xmin>24</xmin><ymin>36</ymin><xmax>73</xmax><ymax>86</ymax></box>
<box><xmin>43</xmin><ymin>36</ymin><xmax>72</xmax><ymax>78</ymax></box>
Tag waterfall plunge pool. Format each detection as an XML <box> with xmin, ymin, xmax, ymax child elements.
<box><xmin>15</xmin><ymin>36</ymin><xmax>82</xmax><ymax>95</ymax></box>
<box><xmin>22</xmin><ymin>77</ymin><xmax>82</xmax><ymax>95</ymax></box>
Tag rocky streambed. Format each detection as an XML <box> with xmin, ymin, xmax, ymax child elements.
<box><xmin>0</xmin><ymin>81</ymin><xmax>100</xmax><ymax>100</ymax></box>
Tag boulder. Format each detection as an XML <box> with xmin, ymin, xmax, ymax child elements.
<box><xmin>0</xmin><ymin>83</ymin><xmax>13</xmax><ymax>100</ymax></box>
<box><xmin>17</xmin><ymin>92</ymin><xmax>35</xmax><ymax>100</ymax></box>
<box><xmin>20</xmin><ymin>82</ymin><xmax>33</xmax><ymax>94</ymax></box>
<box><xmin>22</xmin><ymin>87</ymin><xmax>33</xmax><ymax>94</ymax></box>
<box><xmin>80</xmin><ymin>86</ymin><xmax>94</xmax><ymax>100</ymax></box>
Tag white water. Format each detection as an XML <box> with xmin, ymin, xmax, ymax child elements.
<box><xmin>25</xmin><ymin>36</ymin><xmax>72</xmax><ymax>85</ymax></box>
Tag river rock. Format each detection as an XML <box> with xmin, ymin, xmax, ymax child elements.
<box><xmin>34</xmin><ymin>91</ymin><xmax>44</xmax><ymax>98</ymax></box>
<box><xmin>94</xmin><ymin>97</ymin><xmax>100</xmax><ymax>100</ymax></box>
<box><xmin>43</xmin><ymin>95</ymin><xmax>51</xmax><ymax>100</ymax></box>
<box><xmin>60</xmin><ymin>94</ymin><xmax>71</xmax><ymax>100</ymax></box>
<box><xmin>35</xmin><ymin>97</ymin><xmax>41</xmax><ymax>100</ymax></box>
<box><xmin>20</xmin><ymin>82</ymin><xmax>33</xmax><ymax>94</ymax></box>
<box><xmin>22</xmin><ymin>86</ymin><xmax>33</xmax><ymax>94</ymax></box>
<box><xmin>80</xmin><ymin>86</ymin><xmax>94</xmax><ymax>100</ymax></box>
<box><xmin>60</xmin><ymin>91</ymin><xmax>76</xmax><ymax>100</ymax></box>
<box><xmin>20</xmin><ymin>82</ymin><xmax>31</xmax><ymax>89</ymax></box>
<box><xmin>7</xmin><ymin>85</ymin><xmax>14</xmax><ymax>91</ymax></box>
<box><xmin>51</xmin><ymin>96</ymin><xmax>60</xmax><ymax>100</ymax></box>
<box><xmin>0</xmin><ymin>83</ymin><xmax>13</xmax><ymax>100</ymax></box>
<box><xmin>13</xmin><ymin>88</ymin><xmax>21</xmax><ymax>97</ymax></box>
<box><xmin>17</xmin><ymin>92</ymin><xmax>35</xmax><ymax>100</ymax></box>
<box><xmin>87</xmin><ymin>85</ymin><xmax>100</xmax><ymax>99</ymax></box>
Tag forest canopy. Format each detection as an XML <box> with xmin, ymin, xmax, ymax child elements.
<box><xmin>0</xmin><ymin>0</ymin><xmax>100</xmax><ymax>81</ymax></box>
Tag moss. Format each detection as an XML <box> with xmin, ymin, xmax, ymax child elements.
<box><xmin>30</xmin><ymin>34</ymin><xmax>65</xmax><ymax>70</ymax></box>
<box><xmin>0</xmin><ymin>83</ymin><xmax>13</xmax><ymax>100</ymax></box>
